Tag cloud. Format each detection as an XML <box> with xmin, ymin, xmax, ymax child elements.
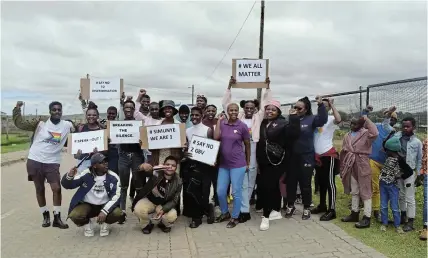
<box><xmin>1</xmin><ymin>1</ymin><xmax>426</xmax><ymax>116</ymax></box>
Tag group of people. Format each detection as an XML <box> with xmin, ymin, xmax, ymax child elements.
<box><xmin>12</xmin><ymin>77</ymin><xmax>427</xmax><ymax>241</ymax></box>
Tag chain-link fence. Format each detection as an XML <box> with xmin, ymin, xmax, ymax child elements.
<box><xmin>280</xmin><ymin>76</ymin><xmax>427</xmax><ymax>131</ymax></box>
<box><xmin>366</xmin><ymin>77</ymin><xmax>427</xmax><ymax>130</ymax></box>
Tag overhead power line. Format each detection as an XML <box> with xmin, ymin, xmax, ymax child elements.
<box><xmin>202</xmin><ymin>1</ymin><xmax>257</xmax><ymax>84</ymax></box>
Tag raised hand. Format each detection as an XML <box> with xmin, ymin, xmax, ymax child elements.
<box><xmin>228</xmin><ymin>76</ymin><xmax>236</xmax><ymax>89</ymax></box>
<box><xmin>315</xmin><ymin>95</ymin><xmax>322</xmax><ymax>105</ymax></box>
<box><xmin>16</xmin><ymin>101</ymin><xmax>24</xmax><ymax>108</ymax></box>
<box><xmin>265</xmin><ymin>77</ymin><xmax>270</xmax><ymax>89</ymax></box>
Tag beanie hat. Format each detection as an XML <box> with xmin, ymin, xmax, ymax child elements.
<box><xmin>265</xmin><ymin>100</ymin><xmax>281</xmax><ymax>110</ymax></box>
<box><xmin>385</xmin><ymin>137</ymin><xmax>401</xmax><ymax>152</ymax></box>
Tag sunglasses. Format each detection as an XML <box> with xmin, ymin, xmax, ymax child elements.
<box><xmin>294</xmin><ymin>107</ymin><xmax>303</xmax><ymax>111</ymax></box>
<box><xmin>197</xmin><ymin>94</ymin><xmax>205</xmax><ymax>98</ymax></box>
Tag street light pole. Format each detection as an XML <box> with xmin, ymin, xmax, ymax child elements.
<box><xmin>189</xmin><ymin>84</ymin><xmax>195</xmax><ymax>105</ymax></box>
<box><xmin>256</xmin><ymin>0</ymin><xmax>265</xmax><ymax>102</ymax></box>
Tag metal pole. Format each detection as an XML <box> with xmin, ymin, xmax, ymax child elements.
<box><xmin>23</xmin><ymin>102</ymin><xmax>25</xmax><ymax>120</ymax></box>
<box><xmin>192</xmin><ymin>84</ymin><xmax>195</xmax><ymax>106</ymax></box>
<box><xmin>256</xmin><ymin>0</ymin><xmax>265</xmax><ymax>102</ymax></box>
<box><xmin>359</xmin><ymin>86</ymin><xmax>363</xmax><ymax>112</ymax></box>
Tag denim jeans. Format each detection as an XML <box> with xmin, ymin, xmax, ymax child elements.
<box><xmin>217</xmin><ymin>167</ymin><xmax>246</xmax><ymax>219</ymax></box>
<box><xmin>241</xmin><ymin>167</ymin><xmax>257</xmax><ymax>213</ymax></box>
<box><xmin>118</xmin><ymin>150</ymin><xmax>144</xmax><ymax>211</ymax></box>
<box><xmin>380</xmin><ymin>180</ymin><xmax>400</xmax><ymax>227</ymax></box>
<box><xmin>423</xmin><ymin>174</ymin><xmax>427</xmax><ymax>226</ymax></box>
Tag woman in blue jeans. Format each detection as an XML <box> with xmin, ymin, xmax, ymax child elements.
<box><xmin>214</xmin><ymin>103</ymin><xmax>251</xmax><ymax>228</ymax></box>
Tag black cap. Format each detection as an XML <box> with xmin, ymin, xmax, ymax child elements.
<box><xmin>90</xmin><ymin>153</ymin><xmax>107</xmax><ymax>166</ymax></box>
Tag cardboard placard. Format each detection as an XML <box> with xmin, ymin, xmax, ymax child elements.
<box><xmin>188</xmin><ymin>135</ymin><xmax>220</xmax><ymax>166</ymax></box>
<box><xmin>80</xmin><ymin>78</ymin><xmax>124</xmax><ymax>100</ymax></box>
<box><xmin>231</xmin><ymin>58</ymin><xmax>269</xmax><ymax>88</ymax></box>
<box><xmin>140</xmin><ymin>123</ymin><xmax>186</xmax><ymax>150</ymax></box>
<box><xmin>67</xmin><ymin>130</ymin><xmax>108</xmax><ymax>154</ymax></box>
<box><xmin>107</xmin><ymin>120</ymin><xmax>142</xmax><ymax>144</ymax></box>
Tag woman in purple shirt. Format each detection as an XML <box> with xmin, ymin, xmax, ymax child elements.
<box><xmin>213</xmin><ymin>103</ymin><xmax>251</xmax><ymax>228</ymax></box>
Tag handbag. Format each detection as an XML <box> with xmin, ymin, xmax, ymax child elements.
<box><xmin>263</xmin><ymin>124</ymin><xmax>285</xmax><ymax>166</ymax></box>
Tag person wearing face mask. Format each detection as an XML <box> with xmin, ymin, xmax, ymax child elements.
<box><xmin>175</xmin><ymin>104</ymin><xmax>193</xmax><ymax>129</ymax></box>
<box><xmin>214</xmin><ymin>103</ymin><xmax>251</xmax><ymax>228</ymax></box>
<box><xmin>182</xmin><ymin>107</ymin><xmax>215</xmax><ymax>228</ymax></box>
<box><xmin>13</xmin><ymin>101</ymin><xmax>75</xmax><ymax>229</ymax></box>
<box><xmin>222</xmin><ymin>76</ymin><xmax>272</xmax><ymax>223</ymax></box>
<box><xmin>257</xmin><ymin>100</ymin><xmax>300</xmax><ymax>231</ymax></box>
<box><xmin>284</xmin><ymin>96</ymin><xmax>328</xmax><ymax>220</ymax></box>
<box><xmin>74</xmin><ymin>102</ymin><xmax>103</xmax><ymax>174</ymax></box>
<box><xmin>311</xmin><ymin>98</ymin><xmax>341</xmax><ymax>221</ymax></box>
<box><xmin>132</xmin><ymin>156</ymin><xmax>182</xmax><ymax>234</ymax></box>
<box><xmin>117</xmin><ymin>99</ymin><xmax>145</xmax><ymax>224</ymax></box>
<box><xmin>340</xmin><ymin>115</ymin><xmax>378</xmax><ymax>229</ymax></box>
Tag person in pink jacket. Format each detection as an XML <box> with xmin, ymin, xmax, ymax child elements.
<box><xmin>222</xmin><ymin>76</ymin><xmax>272</xmax><ymax>222</ymax></box>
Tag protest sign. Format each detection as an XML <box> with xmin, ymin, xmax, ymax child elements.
<box><xmin>107</xmin><ymin>121</ymin><xmax>142</xmax><ymax>144</ymax></box>
<box><xmin>140</xmin><ymin>123</ymin><xmax>186</xmax><ymax>150</ymax></box>
<box><xmin>67</xmin><ymin>130</ymin><xmax>108</xmax><ymax>154</ymax></box>
<box><xmin>188</xmin><ymin>135</ymin><xmax>220</xmax><ymax>166</ymax></box>
<box><xmin>80</xmin><ymin>78</ymin><xmax>124</xmax><ymax>99</ymax></box>
<box><xmin>232</xmin><ymin>58</ymin><xmax>269</xmax><ymax>88</ymax></box>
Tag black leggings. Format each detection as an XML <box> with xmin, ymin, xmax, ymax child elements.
<box><xmin>259</xmin><ymin>164</ymin><xmax>283</xmax><ymax>217</ymax></box>
<box><xmin>315</xmin><ymin>156</ymin><xmax>338</xmax><ymax>210</ymax></box>
<box><xmin>286</xmin><ymin>155</ymin><xmax>313</xmax><ymax>209</ymax></box>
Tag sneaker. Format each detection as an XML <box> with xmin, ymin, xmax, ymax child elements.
<box><xmin>285</xmin><ymin>206</ymin><xmax>296</xmax><ymax>218</ymax></box>
<box><xmin>83</xmin><ymin>221</ymin><xmax>94</xmax><ymax>237</ymax></box>
<box><xmin>260</xmin><ymin>217</ymin><xmax>269</xmax><ymax>231</ymax></box>
<box><xmin>395</xmin><ymin>226</ymin><xmax>404</xmax><ymax>234</ymax></box>
<box><xmin>310</xmin><ymin>202</ymin><xmax>315</xmax><ymax>208</ymax></box>
<box><xmin>380</xmin><ymin>225</ymin><xmax>387</xmax><ymax>232</ymax></box>
<box><xmin>302</xmin><ymin>209</ymin><xmax>311</xmax><ymax>220</ymax></box>
<box><xmin>268</xmin><ymin>210</ymin><xmax>282</xmax><ymax>221</ymax></box>
<box><xmin>100</xmin><ymin>223</ymin><xmax>110</xmax><ymax>237</ymax></box>
<box><xmin>118</xmin><ymin>212</ymin><xmax>127</xmax><ymax>224</ymax></box>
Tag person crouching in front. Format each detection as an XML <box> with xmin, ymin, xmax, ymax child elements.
<box><xmin>132</xmin><ymin>156</ymin><xmax>182</xmax><ymax>234</ymax></box>
<box><xmin>61</xmin><ymin>153</ymin><xmax>122</xmax><ymax>237</ymax></box>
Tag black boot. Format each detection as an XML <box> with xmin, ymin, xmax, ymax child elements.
<box><xmin>320</xmin><ymin>210</ymin><xmax>337</xmax><ymax>221</ymax></box>
<box><xmin>42</xmin><ymin>211</ymin><xmax>51</xmax><ymax>227</ymax></box>
<box><xmin>190</xmin><ymin>218</ymin><xmax>202</xmax><ymax>228</ymax></box>
<box><xmin>355</xmin><ymin>215</ymin><xmax>371</xmax><ymax>229</ymax></box>
<box><xmin>401</xmin><ymin>211</ymin><xmax>407</xmax><ymax>225</ymax></box>
<box><xmin>341</xmin><ymin>211</ymin><xmax>359</xmax><ymax>222</ymax></box>
<box><xmin>373</xmin><ymin>210</ymin><xmax>381</xmax><ymax>223</ymax></box>
<box><xmin>142</xmin><ymin>222</ymin><xmax>154</xmax><ymax>234</ymax></box>
<box><xmin>238</xmin><ymin>212</ymin><xmax>251</xmax><ymax>223</ymax></box>
<box><xmin>118</xmin><ymin>212</ymin><xmax>127</xmax><ymax>224</ymax></box>
<box><xmin>207</xmin><ymin>204</ymin><xmax>215</xmax><ymax>224</ymax></box>
<box><xmin>311</xmin><ymin>205</ymin><xmax>327</xmax><ymax>214</ymax></box>
<box><xmin>403</xmin><ymin>218</ymin><xmax>415</xmax><ymax>232</ymax></box>
<box><xmin>52</xmin><ymin>212</ymin><xmax>69</xmax><ymax>229</ymax></box>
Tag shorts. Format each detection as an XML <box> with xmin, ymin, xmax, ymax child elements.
<box><xmin>26</xmin><ymin>159</ymin><xmax>60</xmax><ymax>186</ymax></box>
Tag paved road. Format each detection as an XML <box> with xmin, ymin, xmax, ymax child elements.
<box><xmin>1</xmin><ymin>154</ymin><xmax>387</xmax><ymax>258</ymax></box>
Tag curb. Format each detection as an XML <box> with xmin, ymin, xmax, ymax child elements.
<box><xmin>1</xmin><ymin>149</ymin><xmax>68</xmax><ymax>167</ymax></box>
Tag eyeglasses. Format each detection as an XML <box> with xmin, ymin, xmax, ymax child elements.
<box><xmin>294</xmin><ymin>107</ymin><xmax>303</xmax><ymax>111</ymax></box>
<box><xmin>197</xmin><ymin>94</ymin><xmax>205</xmax><ymax>98</ymax></box>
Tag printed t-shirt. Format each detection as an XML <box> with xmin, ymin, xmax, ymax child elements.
<box><xmin>28</xmin><ymin>119</ymin><xmax>74</xmax><ymax>164</ymax></box>
<box><xmin>83</xmin><ymin>174</ymin><xmax>110</xmax><ymax>205</ymax></box>
<box><xmin>147</xmin><ymin>177</ymin><xmax>168</xmax><ymax>205</ymax></box>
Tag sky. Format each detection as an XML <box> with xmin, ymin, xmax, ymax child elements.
<box><xmin>1</xmin><ymin>0</ymin><xmax>427</xmax><ymax>116</ymax></box>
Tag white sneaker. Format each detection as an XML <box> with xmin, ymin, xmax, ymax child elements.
<box><xmin>83</xmin><ymin>221</ymin><xmax>94</xmax><ymax>237</ymax></box>
<box><xmin>260</xmin><ymin>216</ymin><xmax>269</xmax><ymax>231</ymax></box>
<box><xmin>100</xmin><ymin>223</ymin><xmax>110</xmax><ymax>237</ymax></box>
<box><xmin>268</xmin><ymin>210</ymin><xmax>282</xmax><ymax>221</ymax></box>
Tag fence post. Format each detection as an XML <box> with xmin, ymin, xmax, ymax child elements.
<box><xmin>366</xmin><ymin>87</ymin><xmax>370</xmax><ymax>106</ymax></box>
<box><xmin>359</xmin><ymin>86</ymin><xmax>363</xmax><ymax>112</ymax></box>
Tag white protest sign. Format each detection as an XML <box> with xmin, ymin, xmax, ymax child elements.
<box><xmin>143</xmin><ymin>124</ymin><xmax>183</xmax><ymax>150</ymax></box>
<box><xmin>235</xmin><ymin>59</ymin><xmax>267</xmax><ymax>83</ymax></box>
<box><xmin>69</xmin><ymin>130</ymin><xmax>107</xmax><ymax>154</ymax></box>
<box><xmin>90</xmin><ymin>78</ymin><xmax>121</xmax><ymax>99</ymax></box>
<box><xmin>108</xmin><ymin>121</ymin><xmax>142</xmax><ymax>144</ymax></box>
<box><xmin>188</xmin><ymin>135</ymin><xmax>220</xmax><ymax>166</ymax></box>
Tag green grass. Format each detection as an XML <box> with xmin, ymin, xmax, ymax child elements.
<box><xmin>328</xmin><ymin>140</ymin><xmax>427</xmax><ymax>258</ymax></box>
<box><xmin>1</xmin><ymin>134</ymin><xmax>31</xmax><ymax>154</ymax></box>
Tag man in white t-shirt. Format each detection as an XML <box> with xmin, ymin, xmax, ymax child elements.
<box><xmin>13</xmin><ymin>101</ymin><xmax>75</xmax><ymax>228</ymax></box>
<box><xmin>311</xmin><ymin>98</ymin><xmax>341</xmax><ymax>221</ymax></box>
